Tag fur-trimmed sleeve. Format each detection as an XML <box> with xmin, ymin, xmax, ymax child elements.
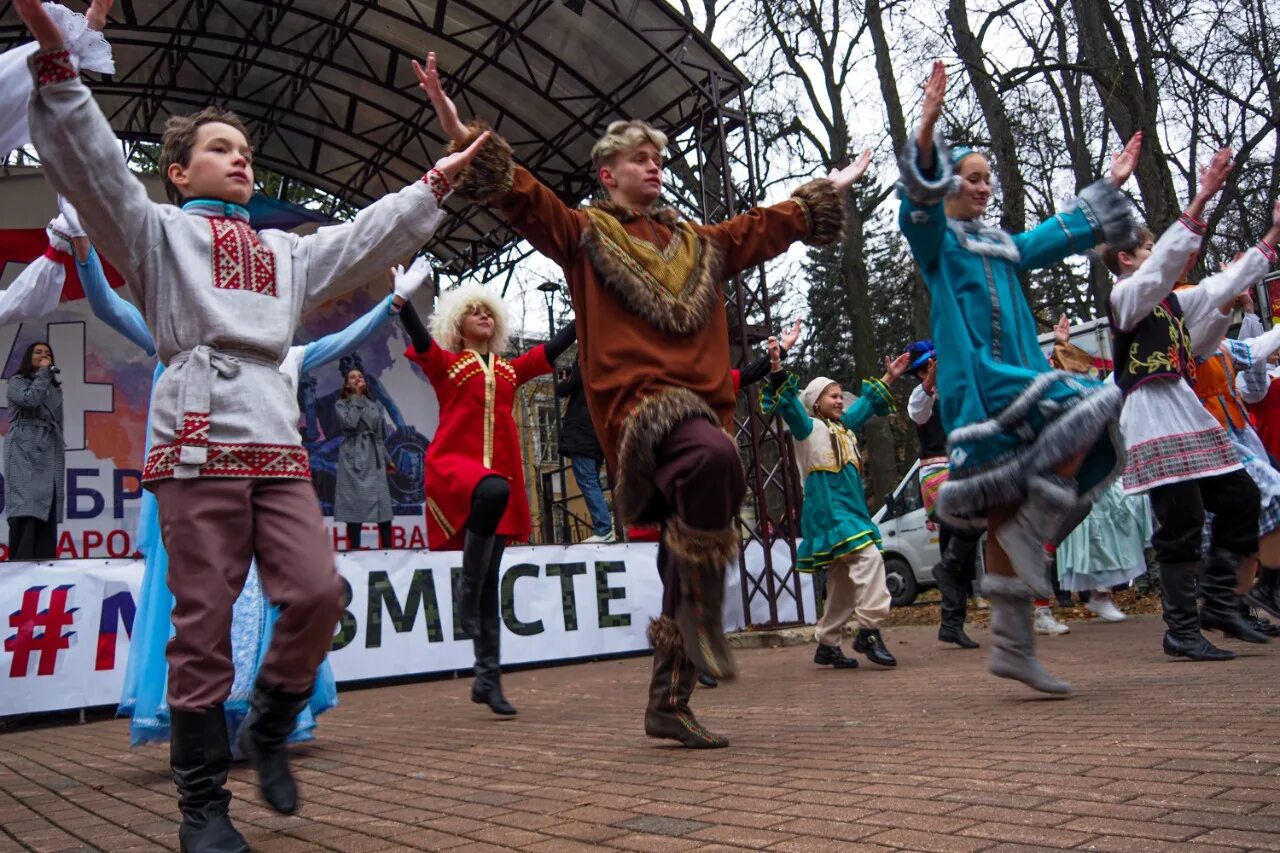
<box><xmin>444</xmin><ymin>120</ymin><xmax>516</xmax><ymax>203</ymax></box>
<box><xmin>790</xmin><ymin>179</ymin><xmax>845</xmax><ymax>246</ymax></box>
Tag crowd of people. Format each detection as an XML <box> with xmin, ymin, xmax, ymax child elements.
<box><xmin>4</xmin><ymin>3</ymin><xmax>1280</xmax><ymax>852</ymax></box>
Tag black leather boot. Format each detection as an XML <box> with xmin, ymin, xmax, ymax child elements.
<box><xmin>935</xmin><ymin>532</ymin><xmax>979</xmax><ymax>648</ymax></box>
<box><xmin>1159</xmin><ymin>560</ymin><xmax>1235</xmax><ymax>661</ymax></box>
<box><xmin>170</xmin><ymin>706</ymin><xmax>249</xmax><ymax>853</ymax></box>
<box><xmin>471</xmin><ymin>539</ymin><xmax>516</xmax><ymax>715</ymax></box>
<box><xmin>697</xmin><ymin>672</ymin><xmax>719</xmax><ymax>687</ymax></box>
<box><xmin>236</xmin><ymin>680</ymin><xmax>311</xmax><ymax>814</ymax></box>
<box><xmin>813</xmin><ymin>643</ymin><xmax>859</xmax><ymax>668</ymax></box>
<box><xmin>853</xmin><ymin>628</ymin><xmax>897</xmax><ymax>667</ymax></box>
<box><xmin>1199</xmin><ymin>549</ymin><xmax>1270</xmax><ymax>644</ymax></box>
<box><xmin>1240</xmin><ymin>599</ymin><xmax>1280</xmax><ymax>638</ymax></box>
<box><xmin>1246</xmin><ymin>567</ymin><xmax>1280</xmax><ymax>620</ymax></box>
<box><xmin>456</xmin><ymin>529</ymin><xmax>494</xmax><ymax>639</ymax></box>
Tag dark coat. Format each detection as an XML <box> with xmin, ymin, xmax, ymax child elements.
<box><xmin>556</xmin><ymin>362</ymin><xmax>604</xmax><ymax>461</ymax></box>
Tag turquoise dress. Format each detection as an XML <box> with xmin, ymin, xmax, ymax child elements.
<box><xmin>896</xmin><ymin>140</ymin><xmax>1134</xmax><ymax>525</ymax></box>
<box><xmin>761</xmin><ymin>373</ymin><xmax>895</xmax><ymax>570</ymax></box>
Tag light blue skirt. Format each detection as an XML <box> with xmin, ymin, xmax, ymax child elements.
<box><xmin>1057</xmin><ymin>480</ymin><xmax>1152</xmax><ymax>592</ymax></box>
<box><xmin>118</xmin><ymin>489</ymin><xmax>338</xmax><ymax>748</ymax></box>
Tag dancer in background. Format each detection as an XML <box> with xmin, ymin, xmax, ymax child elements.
<box><xmin>399</xmin><ymin>282</ymin><xmax>575</xmax><ymax>716</ymax></box>
<box><xmin>1046</xmin><ymin>317</ymin><xmax>1151</xmax><ymax>621</ymax></box>
<box><xmin>1103</xmin><ymin>149</ymin><xmax>1279</xmax><ymax>660</ymax></box>
<box><xmin>898</xmin><ymin>61</ymin><xmax>1138</xmax><ymax>694</ymax></box>
<box><xmin>906</xmin><ymin>340</ymin><xmax>981</xmax><ymax>649</ymax></box>
<box><xmin>418</xmin><ymin>52</ymin><xmax>863</xmax><ymax>747</ymax></box>
<box><xmin>761</xmin><ymin>342</ymin><xmax>910</xmax><ymax>669</ymax></box>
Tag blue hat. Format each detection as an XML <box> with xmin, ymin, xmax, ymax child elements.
<box><xmin>907</xmin><ymin>339</ymin><xmax>935</xmax><ymax>372</ymax></box>
<box><xmin>950</xmin><ymin>144</ymin><xmax>978</xmax><ymax>166</ymax></box>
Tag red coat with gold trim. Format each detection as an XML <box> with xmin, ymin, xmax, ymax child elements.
<box><xmin>407</xmin><ymin>341</ymin><xmax>551</xmax><ymax>550</ymax></box>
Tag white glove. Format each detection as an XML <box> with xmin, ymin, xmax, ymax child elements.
<box><xmin>45</xmin><ymin>214</ymin><xmax>76</xmax><ymax>257</ymax></box>
<box><xmin>393</xmin><ymin>256</ymin><xmax>435</xmax><ymax>302</ymax></box>
<box><xmin>56</xmin><ymin>195</ymin><xmax>86</xmax><ymax>237</ymax></box>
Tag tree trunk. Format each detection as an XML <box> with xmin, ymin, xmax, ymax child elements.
<box><xmin>841</xmin><ymin>195</ymin><xmax>897</xmax><ymax>509</ymax></box>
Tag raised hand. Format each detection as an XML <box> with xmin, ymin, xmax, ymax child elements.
<box><xmin>779</xmin><ymin>318</ymin><xmax>803</xmax><ymax>351</ymax></box>
<box><xmin>828</xmin><ymin>148</ymin><xmax>874</xmax><ymax>193</ymax></box>
<box><xmin>432</xmin><ymin>130</ymin><xmax>491</xmax><ymax>183</ymax></box>
<box><xmin>768</xmin><ymin>336</ymin><xmax>783</xmax><ymax>372</ymax></box>
<box><xmin>393</xmin><ymin>255</ymin><xmax>435</xmax><ymax>303</ymax></box>
<box><xmin>13</xmin><ymin>0</ymin><xmax>67</xmax><ymax>49</ymax></box>
<box><xmin>922</xmin><ymin>358</ymin><xmax>937</xmax><ymax>394</ymax></box>
<box><xmin>1054</xmin><ymin>314</ymin><xmax>1071</xmax><ymax>345</ymax></box>
<box><xmin>915</xmin><ymin>61</ymin><xmax>947</xmax><ymax>168</ymax></box>
<box><xmin>1106</xmin><ymin>132</ymin><xmax>1142</xmax><ymax>188</ymax></box>
<box><xmin>1265</xmin><ymin>200</ymin><xmax>1280</xmax><ymax>250</ymax></box>
<box><xmin>86</xmin><ymin>0</ymin><xmax>113</xmax><ymax>31</ymax></box>
<box><xmin>413</xmin><ymin>52</ymin><xmax>468</xmax><ymax>144</ymax></box>
<box><xmin>882</xmin><ymin>351</ymin><xmax>912</xmax><ymax>384</ymax></box>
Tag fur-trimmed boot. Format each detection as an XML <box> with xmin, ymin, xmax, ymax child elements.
<box><xmin>993</xmin><ymin>475</ymin><xmax>1075</xmax><ymax>599</ymax></box>
<box><xmin>236</xmin><ymin>680</ymin><xmax>311</xmax><ymax>814</ymax></box>
<box><xmin>984</xmin><ymin>574</ymin><xmax>1071</xmax><ymax>695</ymax></box>
<box><xmin>644</xmin><ymin>617</ymin><xmax>728</xmax><ymax>748</ymax></box>
<box><xmin>171</xmin><ymin>706</ymin><xmax>249</xmax><ymax>853</ymax></box>
<box><xmin>1159</xmin><ymin>560</ymin><xmax>1234</xmax><ymax>661</ymax></box>
<box><xmin>663</xmin><ymin>518</ymin><xmax>737</xmax><ymax>680</ymax></box>
<box><xmin>1199</xmin><ymin>548</ymin><xmax>1270</xmax><ymax>644</ymax></box>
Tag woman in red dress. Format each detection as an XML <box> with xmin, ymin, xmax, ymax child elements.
<box><xmin>400</xmin><ymin>283</ymin><xmax>573</xmax><ymax>715</ymax></box>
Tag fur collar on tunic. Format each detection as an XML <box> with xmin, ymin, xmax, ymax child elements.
<box><xmin>580</xmin><ymin>198</ymin><xmax>725</xmax><ymax>337</ymax></box>
<box><xmin>946</xmin><ymin>218</ymin><xmax>1021</xmax><ymax>263</ymax></box>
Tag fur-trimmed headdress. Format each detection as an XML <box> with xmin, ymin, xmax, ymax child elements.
<box><xmin>429</xmin><ymin>284</ymin><xmax>511</xmax><ymax>355</ymax></box>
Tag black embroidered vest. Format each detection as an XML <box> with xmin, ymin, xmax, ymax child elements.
<box><xmin>915</xmin><ymin>405</ymin><xmax>947</xmax><ymax>459</ymax></box>
<box><xmin>1110</xmin><ymin>292</ymin><xmax>1196</xmax><ymax>396</ymax></box>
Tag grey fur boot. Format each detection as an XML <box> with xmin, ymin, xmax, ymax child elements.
<box><xmin>984</xmin><ymin>574</ymin><xmax>1071</xmax><ymax>695</ymax></box>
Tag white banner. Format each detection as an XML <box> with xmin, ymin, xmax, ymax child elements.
<box><xmin>1</xmin><ymin>542</ymin><xmax>813</xmax><ymax>716</ymax></box>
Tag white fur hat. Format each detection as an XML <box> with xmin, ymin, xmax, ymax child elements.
<box><xmin>429</xmin><ymin>283</ymin><xmax>510</xmax><ymax>354</ymax></box>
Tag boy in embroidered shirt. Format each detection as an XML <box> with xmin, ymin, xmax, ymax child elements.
<box><xmin>14</xmin><ymin>2</ymin><xmax>489</xmax><ymax>850</ymax></box>
<box><xmin>761</xmin><ymin>340</ymin><xmax>911</xmax><ymax>669</ymax></box>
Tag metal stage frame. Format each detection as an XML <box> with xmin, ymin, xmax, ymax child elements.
<box><xmin>0</xmin><ymin>0</ymin><xmax>805</xmax><ymax>626</ymax></box>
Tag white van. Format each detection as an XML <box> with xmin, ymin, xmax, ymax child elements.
<box><xmin>872</xmin><ymin>460</ymin><xmax>942</xmax><ymax>607</ymax></box>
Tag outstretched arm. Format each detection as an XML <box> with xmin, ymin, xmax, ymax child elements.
<box><xmin>79</xmin><ymin>245</ymin><xmax>156</xmax><ymax>355</ymax></box>
<box><xmin>843</xmin><ymin>352</ymin><xmax>906</xmax><ymax>431</ymax></box>
<box><xmin>414</xmin><ymin>53</ymin><xmax>584</xmax><ymax>266</ymax></box>
<box><xmin>1109</xmin><ymin>149</ymin><xmax>1234</xmax><ymax>331</ymax></box>
<box><xmin>300</xmin><ymin>294</ymin><xmax>396</xmax><ymax>373</ymax></box>
<box><xmin>898</xmin><ymin>62</ymin><xmax>954</xmax><ymax>271</ymax></box>
<box><xmin>544</xmin><ymin>321</ymin><xmax>577</xmax><ymax>364</ymax></box>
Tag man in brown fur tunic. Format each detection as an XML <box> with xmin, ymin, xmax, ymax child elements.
<box><xmin>417</xmin><ymin>53</ymin><xmax>867</xmax><ymax>747</ymax></box>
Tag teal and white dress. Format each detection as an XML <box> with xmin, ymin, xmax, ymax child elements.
<box><xmin>896</xmin><ymin>138</ymin><xmax>1135</xmax><ymax>528</ymax></box>
<box><xmin>760</xmin><ymin>373</ymin><xmax>895</xmax><ymax>571</ymax></box>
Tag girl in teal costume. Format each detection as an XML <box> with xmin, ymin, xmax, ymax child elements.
<box><xmin>761</xmin><ymin>343</ymin><xmax>909</xmax><ymax>668</ymax></box>
<box><xmin>896</xmin><ymin>62</ymin><xmax>1140</xmax><ymax>694</ymax></box>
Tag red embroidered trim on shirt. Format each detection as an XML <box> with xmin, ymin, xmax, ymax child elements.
<box><xmin>176</xmin><ymin>412</ymin><xmax>211</xmax><ymax>449</ymax></box>
<box><xmin>142</xmin><ymin>441</ymin><xmax>311</xmax><ymax>482</ymax></box>
<box><xmin>209</xmin><ymin>219</ymin><xmax>277</xmax><ymax>296</ymax></box>
<box><xmin>1122</xmin><ymin>427</ymin><xmax>1238</xmax><ymax>491</ymax></box>
<box><xmin>425</xmin><ymin>168</ymin><xmax>451</xmax><ymax>204</ymax></box>
<box><xmin>1258</xmin><ymin>240</ymin><xmax>1278</xmax><ymax>264</ymax></box>
<box><xmin>1178</xmin><ymin>212</ymin><xmax>1207</xmax><ymax>236</ymax></box>
<box><xmin>34</xmin><ymin>49</ymin><xmax>76</xmax><ymax>87</ymax></box>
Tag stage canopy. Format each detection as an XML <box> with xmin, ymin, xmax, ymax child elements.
<box><xmin>1</xmin><ymin>1</ymin><xmax>748</xmax><ymax>281</ymax></box>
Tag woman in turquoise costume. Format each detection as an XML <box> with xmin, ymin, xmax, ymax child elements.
<box><xmin>896</xmin><ymin>62</ymin><xmax>1140</xmax><ymax>694</ymax></box>
<box><xmin>64</xmin><ymin>200</ymin><xmax>416</xmax><ymax>744</ymax></box>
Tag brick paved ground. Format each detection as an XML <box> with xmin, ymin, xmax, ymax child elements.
<box><xmin>3</xmin><ymin>613</ymin><xmax>1280</xmax><ymax>852</ymax></box>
